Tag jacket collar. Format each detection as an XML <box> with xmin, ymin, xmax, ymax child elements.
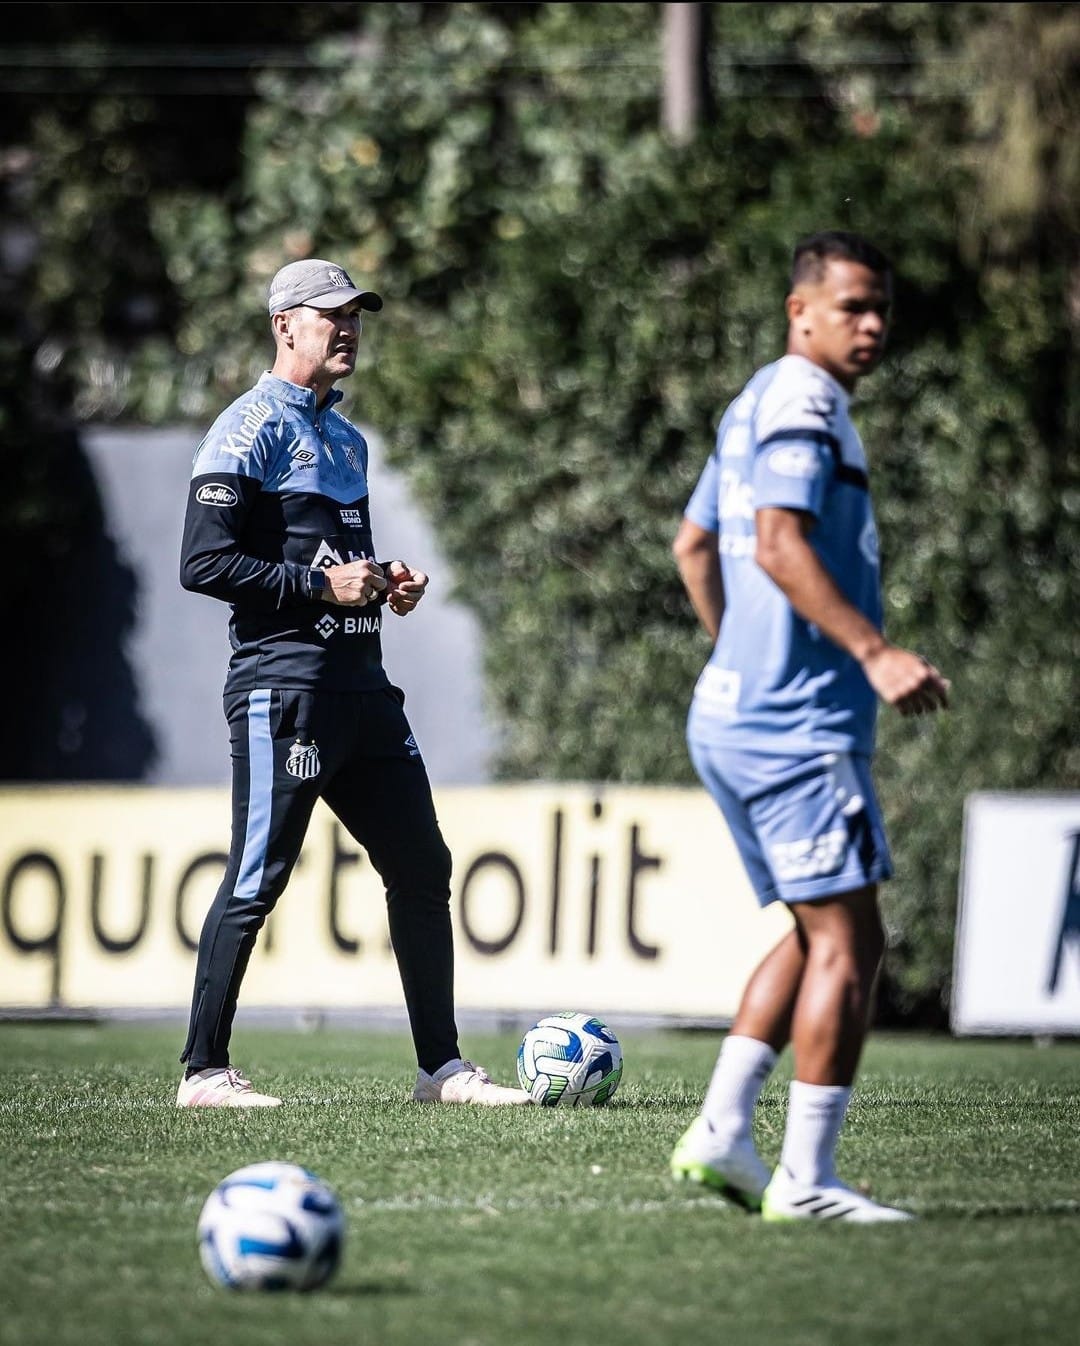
<box><xmin>257</xmin><ymin>372</ymin><xmax>344</xmax><ymax>419</ymax></box>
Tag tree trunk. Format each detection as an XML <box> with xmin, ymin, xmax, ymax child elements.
<box><xmin>662</xmin><ymin>3</ymin><xmax>704</xmax><ymax>145</ymax></box>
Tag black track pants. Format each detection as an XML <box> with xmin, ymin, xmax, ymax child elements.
<box><xmin>180</xmin><ymin>686</ymin><xmax>458</xmax><ymax>1074</ymax></box>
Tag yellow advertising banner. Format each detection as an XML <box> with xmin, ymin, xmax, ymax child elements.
<box><xmin>0</xmin><ymin>785</ymin><xmax>789</xmax><ymax>1020</ymax></box>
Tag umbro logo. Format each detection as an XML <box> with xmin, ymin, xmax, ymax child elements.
<box><xmin>404</xmin><ymin>734</ymin><xmax>421</xmax><ymax>759</ymax></box>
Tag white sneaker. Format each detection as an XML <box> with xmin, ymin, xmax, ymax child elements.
<box><xmin>762</xmin><ymin>1166</ymin><xmax>914</xmax><ymax>1223</ymax></box>
<box><xmin>670</xmin><ymin>1115</ymin><xmax>771</xmax><ymax>1210</ymax></box>
<box><xmin>412</xmin><ymin>1058</ymin><xmax>532</xmax><ymax>1106</ymax></box>
<box><xmin>176</xmin><ymin>1067</ymin><xmax>282</xmax><ymax>1109</ymax></box>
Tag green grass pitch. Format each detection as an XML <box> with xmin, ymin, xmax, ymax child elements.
<box><xmin>1</xmin><ymin>1023</ymin><xmax>1078</xmax><ymax>1346</ymax></box>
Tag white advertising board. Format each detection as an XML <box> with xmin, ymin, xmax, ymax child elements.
<box><xmin>952</xmin><ymin>793</ymin><xmax>1080</xmax><ymax>1035</ymax></box>
<box><xmin>0</xmin><ymin>784</ymin><xmax>790</xmax><ymax>1022</ymax></box>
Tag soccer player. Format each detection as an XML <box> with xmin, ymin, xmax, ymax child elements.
<box><xmin>669</xmin><ymin>232</ymin><xmax>949</xmax><ymax>1221</ymax></box>
<box><xmin>175</xmin><ymin>258</ymin><xmax>529</xmax><ymax>1108</ymax></box>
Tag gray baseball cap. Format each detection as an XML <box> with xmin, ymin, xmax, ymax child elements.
<box><xmin>267</xmin><ymin>259</ymin><xmax>383</xmax><ymax>315</ymax></box>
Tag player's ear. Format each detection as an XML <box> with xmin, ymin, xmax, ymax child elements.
<box><xmin>785</xmin><ymin>291</ymin><xmax>804</xmax><ymax>325</ymax></box>
<box><xmin>271</xmin><ymin>311</ymin><xmax>294</xmax><ymax>347</ymax></box>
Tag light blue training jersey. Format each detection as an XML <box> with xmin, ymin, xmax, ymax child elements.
<box><xmin>685</xmin><ymin>354</ymin><xmax>883</xmax><ymax>756</ymax></box>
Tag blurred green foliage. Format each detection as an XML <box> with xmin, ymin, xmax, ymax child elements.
<box><xmin>4</xmin><ymin>2</ymin><xmax>1078</xmax><ymax>1016</ymax></box>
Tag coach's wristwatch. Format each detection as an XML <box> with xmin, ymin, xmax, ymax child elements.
<box><xmin>307</xmin><ymin>567</ymin><xmax>329</xmax><ymax>601</ymax></box>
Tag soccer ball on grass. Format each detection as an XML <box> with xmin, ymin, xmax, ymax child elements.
<box><xmin>197</xmin><ymin>1161</ymin><xmax>344</xmax><ymax>1291</ymax></box>
<box><xmin>517</xmin><ymin>1011</ymin><xmax>623</xmax><ymax>1106</ymax></box>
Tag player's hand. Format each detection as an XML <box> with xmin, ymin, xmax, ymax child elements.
<box><xmin>862</xmin><ymin>644</ymin><xmax>950</xmax><ymax>716</ymax></box>
<box><xmin>323</xmin><ymin>559</ymin><xmax>387</xmax><ymax>607</ymax></box>
<box><xmin>383</xmin><ymin>560</ymin><xmax>429</xmax><ymax>616</ymax></box>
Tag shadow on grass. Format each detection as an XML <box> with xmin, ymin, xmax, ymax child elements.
<box><xmin>917</xmin><ymin>1200</ymin><xmax>1080</xmax><ymax>1220</ymax></box>
<box><xmin>326</xmin><ymin>1277</ymin><xmax>418</xmax><ymax>1299</ymax></box>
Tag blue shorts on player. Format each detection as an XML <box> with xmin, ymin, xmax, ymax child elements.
<box><xmin>688</xmin><ymin>741</ymin><xmax>893</xmax><ymax>907</ymax></box>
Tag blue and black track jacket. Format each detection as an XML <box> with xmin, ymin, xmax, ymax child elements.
<box><xmin>180</xmin><ymin>372</ymin><xmax>390</xmax><ymax>693</ymax></box>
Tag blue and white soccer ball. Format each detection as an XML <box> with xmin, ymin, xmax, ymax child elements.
<box><xmin>517</xmin><ymin>1012</ymin><xmax>623</xmax><ymax>1106</ymax></box>
<box><xmin>197</xmin><ymin>1162</ymin><xmax>344</xmax><ymax>1292</ymax></box>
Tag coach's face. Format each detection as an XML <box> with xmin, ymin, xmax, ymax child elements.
<box><xmin>786</xmin><ymin>259</ymin><xmax>891</xmax><ymax>391</ymax></box>
<box><xmin>275</xmin><ymin>299</ymin><xmax>364</xmax><ymax>386</ymax></box>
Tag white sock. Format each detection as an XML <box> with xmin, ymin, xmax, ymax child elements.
<box><xmin>701</xmin><ymin>1035</ymin><xmax>778</xmax><ymax>1146</ymax></box>
<box><xmin>779</xmin><ymin>1080</ymin><xmax>852</xmax><ymax>1186</ymax></box>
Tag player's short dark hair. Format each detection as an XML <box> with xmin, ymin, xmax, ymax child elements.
<box><xmin>790</xmin><ymin>231</ymin><xmax>892</xmax><ymax>288</ymax></box>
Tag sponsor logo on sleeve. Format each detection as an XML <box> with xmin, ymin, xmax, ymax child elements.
<box><xmin>217</xmin><ymin>399</ymin><xmax>274</xmax><ymax>460</ymax></box>
<box><xmin>195</xmin><ymin>483</ymin><xmax>239</xmax><ymax>507</ymax></box>
<box><xmin>340</xmin><ymin>509</ymin><xmax>365</xmax><ymax>527</ymax></box>
<box><xmin>767</xmin><ymin>444</ymin><xmax>821</xmax><ymax>479</ymax></box>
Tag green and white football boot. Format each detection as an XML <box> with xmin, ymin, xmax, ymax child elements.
<box><xmin>670</xmin><ymin>1115</ymin><xmax>770</xmax><ymax>1211</ymax></box>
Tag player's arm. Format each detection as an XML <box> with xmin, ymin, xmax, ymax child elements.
<box><xmin>180</xmin><ymin>472</ymin><xmax>385</xmax><ymax>609</ymax></box>
<box><xmin>180</xmin><ymin>473</ymin><xmax>320</xmax><ymax>609</ymax></box>
<box><xmin>755</xmin><ymin>507</ymin><xmax>949</xmax><ymax>715</ymax></box>
<box><xmin>673</xmin><ymin>517</ymin><xmax>724</xmax><ymax>642</ymax></box>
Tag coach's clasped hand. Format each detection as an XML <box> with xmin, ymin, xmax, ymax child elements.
<box><xmin>323</xmin><ymin>558</ymin><xmax>387</xmax><ymax>606</ymax></box>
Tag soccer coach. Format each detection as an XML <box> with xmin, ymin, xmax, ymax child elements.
<box><xmin>175</xmin><ymin>259</ymin><xmax>528</xmax><ymax>1109</ymax></box>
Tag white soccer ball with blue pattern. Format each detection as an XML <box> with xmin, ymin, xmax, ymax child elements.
<box><xmin>197</xmin><ymin>1161</ymin><xmax>344</xmax><ymax>1291</ymax></box>
<box><xmin>517</xmin><ymin>1012</ymin><xmax>623</xmax><ymax>1106</ymax></box>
